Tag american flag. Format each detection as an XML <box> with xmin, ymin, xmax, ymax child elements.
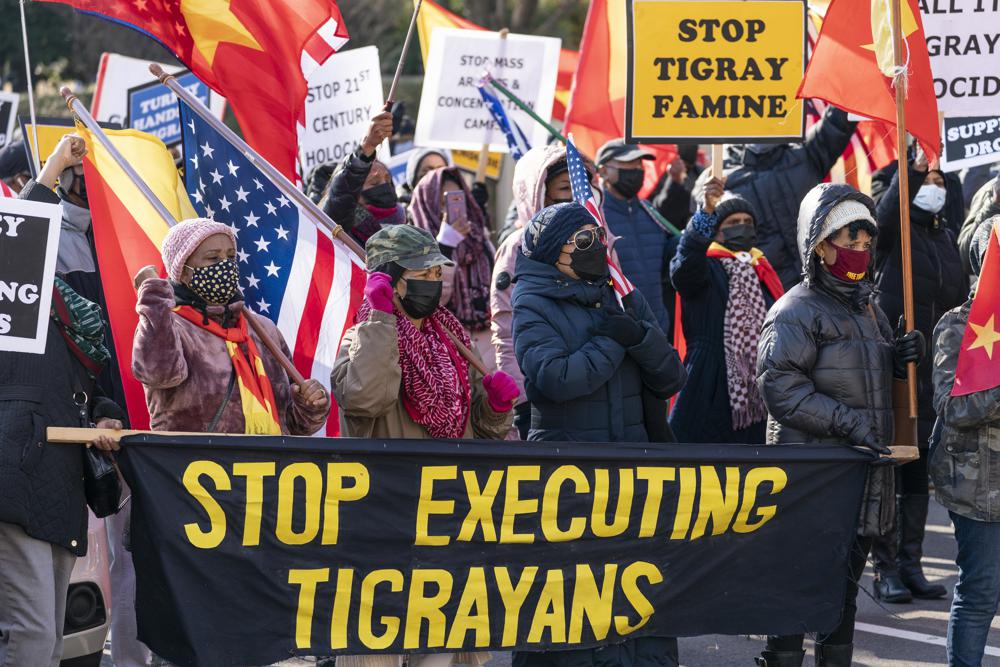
<box><xmin>179</xmin><ymin>99</ymin><xmax>365</xmax><ymax>435</ymax></box>
<box><xmin>566</xmin><ymin>134</ymin><xmax>635</xmax><ymax>298</ymax></box>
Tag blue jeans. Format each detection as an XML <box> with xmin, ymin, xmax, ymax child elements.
<box><xmin>948</xmin><ymin>512</ymin><xmax>1000</xmax><ymax>667</ymax></box>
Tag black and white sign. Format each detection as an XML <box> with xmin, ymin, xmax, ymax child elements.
<box><xmin>0</xmin><ymin>92</ymin><xmax>19</xmax><ymax>150</ymax></box>
<box><xmin>921</xmin><ymin>0</ymin><xmax>1000</xmax><ymax>115</ymax></box>
<box><xmin>0</xmin><ymin>198</ymin><xmax>62</xmax><ymax>354</ymax></box>
<box><xmin>941</xmin><ymin>115</ymin><xmax>1000</xmax><ymax>172</ymax></box>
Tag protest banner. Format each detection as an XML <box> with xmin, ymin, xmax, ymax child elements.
<box><xmin>0</xmin><ymin>197</ymin><xmax>62</xmax><ymax>354</ymax></box>
<box><xmin>119</xmin><ymin>434</ymin><xmax>870</xmax><ymax>667</ymax></box>
<box><xmin>920</xmin><ymin>0</ymin><xmax>1000</xmax><ymax>116</ymax></box>
<box><xmin>19</xmin><ymin>116</ymin><xmax>121</xmax><ymax>177</ymax></box>
<box><xmin>126</xmin><ymin>70</ymin><xmax>212</xmax><ymax>149</ymax></box>
<box><xmin>454</xmin><ymin>149</ymin><xmax>502</xmax><ymax>179</ymax></box>
<box><xmin>299</xmin><ymin>45</ymin><xmax>389</xmax><ymax>174</ymax></box>
<box><xmin>940</xmin><ymin>115</ymin><xmax>1000</xmax><ymax>172</ymax></box>
<box><xmin>415</xmin><ymin>28</ymin><xmax>561</xmax><ymax>153</ymax></box>
<box><xmin>625</xmin><ymin>0</ymin><xmax>806</xmax><ymax>143</ymax></box>
<box><xmin>0</xmin><ymin>92</ymin><xmax>19</xmax><ymax>150</ymax></box>
<box><xmin>91</xmin><ymin>53</ymin><xmax>226</xmax><ymax>127</ymax></box>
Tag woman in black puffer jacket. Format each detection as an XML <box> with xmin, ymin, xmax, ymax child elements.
<box><xmin>753</xmin><ymin>183</ymin><xmax>924</xmax><ymax>667</ymax></box>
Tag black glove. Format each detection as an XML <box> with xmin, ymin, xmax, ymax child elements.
<box><xmin>847</xmin><ymin>419</ymin><xmax>891</xmax><ymax>455</ymax></box>
<box><xmin>893</xmin><ymin>316</ymin><xmax>926</xmax><ymax>379</ymax></box>
<box><xmin>590</xmin><ymin>309</ymin><xmax>645</xmax><ymax>348</ymax></box>
<box><xmin>471</xmin><ymin>182</ymin><xmax>489</xmax><ymax>212</ymax></box>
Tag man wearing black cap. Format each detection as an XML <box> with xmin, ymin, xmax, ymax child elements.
<box><xmin>0</xmin><ymin>141</ymin><xmax>32</xmax><ymax>194</ymax></box>
<box><xmin>596</xmin><ymin>138</ymin><xmax>679</xmax><ymax>336</ymax></box>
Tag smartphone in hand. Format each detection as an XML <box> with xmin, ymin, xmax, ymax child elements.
<box><xmin>445</xmin><ymin>191</ymin><xmax>467</xmax><ymax>227</ymax></box>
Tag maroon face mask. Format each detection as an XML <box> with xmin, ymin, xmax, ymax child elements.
<box><xmin>826</xmin><ymin>244</ymin><xmax>870</xmax><ymax>282</ymax></box>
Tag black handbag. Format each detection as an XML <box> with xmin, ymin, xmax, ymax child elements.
<box><xmin>73</xmin><ymin>384</ymin><xmax>122</xmax><ymax>518</ymax></box>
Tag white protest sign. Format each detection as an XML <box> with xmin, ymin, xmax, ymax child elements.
<box><xmin>0</xmin><ymin>92</ymin><xmax>19</xmax><ymax>150</ymax></box>
<box><xmin>415</xmin><ymin>28</ymin><xmax>561</xmax><ymax>152</ymax></box>
<box><xmin>298</xmin><ymin>45</ymin><xmax>388</xmax><ymax>174</ymax></box>
<box><xmin>0</xmin><ymin>197</ymin><xmax>62</xmax><ymax>354</ymax></box>
<box><xmin>920</xmin><ymin>0</ymin><xmax>1000</xmax><ymax>115</ymax></box>
<box><xmin>92</xmin><ymin>53</ymin><xmax>226</xmax><ymax>126</ymax></box>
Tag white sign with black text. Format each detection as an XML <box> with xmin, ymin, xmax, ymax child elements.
<box><xmin>920</xmin><ymin>0</ymin><xmax>1000</xmax><ymax>115</ymax></box>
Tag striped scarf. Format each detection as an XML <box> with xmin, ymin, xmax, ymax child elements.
<box><xmin>173</xmin><ymin>306</ymin><xmax>282</xmax><ymax>435</ymax></box>
<box><xmin>357</xmin><ymin>301</ymin><xmax>471</xmax><ymax>438</ymax></box>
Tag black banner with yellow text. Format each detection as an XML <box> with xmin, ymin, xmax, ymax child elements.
<box><xmin>120</xmin><ymin>436</ymin><xmax>871</xmax><ymax>667</ymax></box>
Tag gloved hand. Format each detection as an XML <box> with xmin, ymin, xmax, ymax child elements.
<box><xmin>483</xmin><ymin>371</ymin><xmax>518</xmax><ymax>413</ymax></box>
<box><xmin>689</xmin><ymin>209</ymin><xmax>719</xmax><ymax>239</ymax></box>
<box><xmin>590</xmin><ymin>309</ymin><xmax>645</xmax><ymax>348</ymax></box>
<box><xmin>364</xmin><ymin>272</ymin><xmax>395</xmax><ymax>314</ymax></box>
<box><xmin>893</xmin><ymin>316</ymin><xmax>926</xmax><ymax>379</ymax></box>
<box><xmin>847</xmin><ymin>419</ymin><xmax>891</xmax><ymax>455</ymax></box>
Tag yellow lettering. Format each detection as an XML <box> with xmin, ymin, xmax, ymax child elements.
<box><xmin>495</xmin><ymin>566</ymin><xmax>538</xmax><ymax>646</ymax></box>
<box><xmin>636</xmin><ymin>467</ymin><xmax>675</xmax><ymax>538</ymax></box>
<box><xmin>415</xmin><ymin>466</ymin><xmax>457</xmax><ymax>546</ymax></box>
<box><xmin>329</xmin><ymin>569</ymin><xmax>355</xmax><ymax>649</ymax></box>
<box><xmin>690</xmin><ymin>466</ymin><xmax>741</xmax><ymax>539</ymax></box>
<box><xmin>732</xmin><ymin>467</ymin><xmax>787</xmax><ymax>533</ymax></box>
<box><xmin>232</xmin><ymin>462</ymin><xmax>275</xmax><ymax>546</ymax></box>
<box><xmin>288</xmin><ymin>568</ymin><xmax>329</xmax><ymax>649</ymax></box>
<box><xmin>527</xmin><ymin>568</ymin><xmax>566</xmax><ymax>644</ymax></box>
<box><xmin>614</xmin><ymin>561</ymin><xmax>662</xmax><ymax>635</ymax></box>
<box><xmin>591</xmin><ymin>468</ymin><xmax>634</xmax><ymax>538</ymax></box>
<box><xmin>404</xmin><ymin>569</ymin><xmax>454</xmax><ymax>649</ymax></box>
<box><xmin>446</xmin><ymin>567</ymin><xmax>491</xmax><ymax>648</ymax></box>
<box><xmin>457</xmin><ymin>470</ymin><xmax>503</xmax><ymax>542</ymax></box>
<box><xmin>568</xmin><ymin>563</ymin><xmax>617</xmax><ymax>643</ymax></box>
<box><xmin>322</xmin><ymin>463</ymin><xmax>370</xmax><ymax>545</ymax></box>
<box><xmin>358</xmin><ymin>569</ymin><xmax>403</xmax><ymax>649</ymax></box>
<box><xmin>541</xmin><ymin>465</ymin><xmax>589</xmax><ymax>543</ymax></box>
<box><xmin>182</xmin><ymin>461</ymin><xmax>230</xmax><ymax>549</ymax></box>
<box><xmin>276</xmin><ymin>463</ymin><xmax>323</xmax><ymax>545</ymax></box>
<box><xmin>501</xmin><ymin>465</ymin><xmax>540</xmax><ymax>544</ymax></box>
<box><xmin>671</xmin><ymin>467</ymin><xmax>697</xmax><ymax>539</ymax></box>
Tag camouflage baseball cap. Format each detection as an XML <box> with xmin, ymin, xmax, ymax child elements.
<box><xmin>364</xmin><ymin>224</ymin><xmax>455</xmax><ymax>270</ymax></box>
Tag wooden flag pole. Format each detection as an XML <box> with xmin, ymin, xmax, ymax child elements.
<box><xmin>385</xmin><ymin>0</ymin><xmax>423</xmax><ymax>109</ymax></box>
<box><xmin>890</xmin><ymin>0</ymin><xmax>919</xmax><ymax>421</ymax></box>
<box><xmin>711</xmin><ymin>144</ymin><xmax>725</xmax><ymax>178</ymax></box>
<box><xmin>59</xmin><ymin>85</ymin><xmax>306</xmax><ymax>386</ymax></box>
<box><xmin>148</xmin><ymin>64</ymin><xmax>367</xmax><ymax>262</ymax></box>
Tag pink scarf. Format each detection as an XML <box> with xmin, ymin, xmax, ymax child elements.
<box><xmin>357</xmin><ymin>301</ymin><xmax>471</xmax><ymax>438</ymax></box>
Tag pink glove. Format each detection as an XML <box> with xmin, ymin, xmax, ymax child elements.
<box><xmin>483</xmin><ymin>371</ymin><xmax>518</xmax><ymax>413</ymax></box>
<box><xmin>365</xmin><ymin>272</ymin><xmax>395</xmax><ymax>313</ymax></box>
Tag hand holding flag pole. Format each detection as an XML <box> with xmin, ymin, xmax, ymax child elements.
<box><xmin>384</xmin><ymin>0</ymin><xmax>424</xmax><ymax>111</ymax></box>
<box><xmin>59</xmin><ymin>85</ymin><xmax>306</xmax><ymax>387</ymax></box>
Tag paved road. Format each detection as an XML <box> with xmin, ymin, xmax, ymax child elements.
<box><xmin>101</xmin><ymin>502</ymin><xmax>999</xmax><ymax>667</ymax></box>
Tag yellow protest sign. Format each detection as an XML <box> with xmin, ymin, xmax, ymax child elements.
<box><xmin>21</xmin><ymin>116</ymin><xmax>123</xmax><ymax>176</ymax></box>
<box><xmin>453</xmin><ymin>149</ymin><xmax>503</xmax><ymax>180</ymax></box>
<box><xmin>625</xmin><ymin>0</ymin><xmax>806</xmax><ymax>143</ymax></box>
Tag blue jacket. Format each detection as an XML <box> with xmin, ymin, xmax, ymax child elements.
<box><xmin>602</xmin><ymin>190</ymin><xmax>676</xmax><ymax>333</ymax></box>
<box><xmin>511</xmin><ymin>251</ymin><xmax>686</xmax><ymax>442</ymax></box>
<box><xmin>669</xmin><ymin>229</ymin><xmax>776</xmax><ymax>443</ymax></box>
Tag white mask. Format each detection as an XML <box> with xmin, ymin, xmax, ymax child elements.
<box><xmin>913</xmin><ymin>184</ymin><xmax>946</xmax><ymax>214</ymax></box>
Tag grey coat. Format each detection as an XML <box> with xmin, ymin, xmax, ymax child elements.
<box><xmin>930</xmin><ymin>300</ymin><xmax>1000</xmax><ymax>521</ymax></box>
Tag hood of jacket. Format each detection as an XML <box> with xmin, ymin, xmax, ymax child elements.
<box><xmin>512</xmin><ymin>144</ymin><xmax>567</xmax><ymax>228</ymax></box>
<box><xmin>797</xmin><ymin>183</ymin><xmax>878</xmax><ymax>285</ymax></box>
<box><xmin>513</xmin><ymin>248</ymin><xmax>609</xmax><ymax>308</ymax></box>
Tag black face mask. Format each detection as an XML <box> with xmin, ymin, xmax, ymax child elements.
<box><xmin>613</xmin><ymin>168</ymin><xmax>645</xmax><ymax>199</ymax></box>
<box><xmin>721</xmin><ymin>224</ymin><xmax>757</xmax><ymax>252</ymax></box>
<box><xmin>567</xmin><ymin>243</ymin><xmax>609</xmax><ymax>282</ymax></box>
<box><xmin>362</xmin><ymin>182</ymin><xmax>398</xmax><ymax>209</ymax></box>
<box><xmin>400</xmin><ymin>278</ymin><xmax>442</xmax><ymax>319</ymax></box>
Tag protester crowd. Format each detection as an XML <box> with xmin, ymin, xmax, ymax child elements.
<box><xmin>2</xmin><ymin>97</ymin><xmax>1000</xmax><ymax>667</ymax></box>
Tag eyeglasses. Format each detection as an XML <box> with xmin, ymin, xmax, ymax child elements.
<box><xmin>568</xmin><ymin>227</ymin><xmax>607</xmax><ymax>251</ymax></box>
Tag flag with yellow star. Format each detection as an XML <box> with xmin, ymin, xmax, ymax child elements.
<box><xmin>953</xmin><ymin>219</ymin><xmax>1000</xmax><ymax>397</ymax></box>
<box><xmin>797</xmin><ymin>0</ymin><xmax>940</xmax><ymax>161</ymax></box>
<box><xmin>39</xmin><ymin>0</ymin><xmax>349</xmax><ymax>181</ymax></box>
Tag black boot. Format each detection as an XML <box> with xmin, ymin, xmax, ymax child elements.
<box><xmin>755</xmin><ymin>650</ymin><xmax>805</xmax><ymax>667</ymax></box>
<box><xmin>815</xmin><ymin>643</ymin><xmax>853</xmax><ymax>666</ymax></box>
<box><xmin>898</xmin><ymin>493</ymin><xmax>948</xmax><ymax>599</ymax></box>
<box><xmin>871</xmin><ymin>534</ymin><xmax>912</xmax><ymax>603</ymax></box>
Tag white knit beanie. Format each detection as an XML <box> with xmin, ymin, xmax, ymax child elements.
<box><xmin>817</xmin><ymin>200</ymin><xmax>876</xmax><ymax>244</ymax></box>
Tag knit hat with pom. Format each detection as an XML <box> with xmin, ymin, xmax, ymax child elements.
<box><xmin>161</xmin><ymin>218</ymin><xmax>236</xmax><ymax>282</ymax></box>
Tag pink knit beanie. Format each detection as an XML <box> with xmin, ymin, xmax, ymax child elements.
<box><xmin>161</xmin><ymin>218</ymin><xmax>237</xmax><ymax>282</ymax></box>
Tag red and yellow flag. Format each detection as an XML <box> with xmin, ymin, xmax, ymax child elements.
<box><xmin>78</xmin><ymin>124</ymin><xmax>196</xmax><ymax>429</ymax></box>
<box><xmin>953</xmin><ymin>220</ymin><xmax>1000</xmax><ymax>397</ymax></box>
<box><xmin>798</xmin><ymin>0</ymin><xmax>940</xmax><ymax>161</ymax></box>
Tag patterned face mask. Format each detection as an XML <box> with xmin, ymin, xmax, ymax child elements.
<box><xmin>185</xmin><ymin>258</ymin><xmax>240</xmax><ymax>304</ymax></box>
